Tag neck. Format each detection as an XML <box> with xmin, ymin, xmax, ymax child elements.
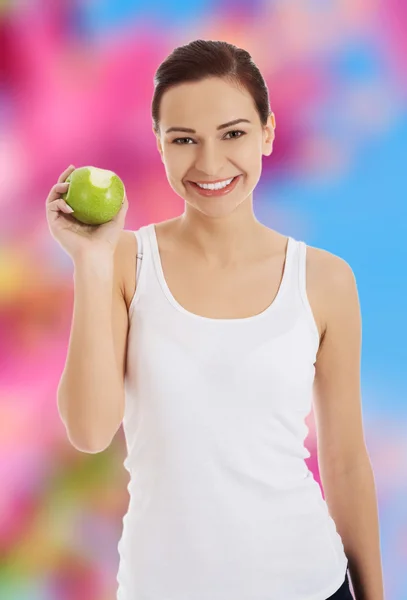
<box><xmin>175</xmin><ymin>202</ymin><xmax>271</xmax><ymax>268</ymax></box>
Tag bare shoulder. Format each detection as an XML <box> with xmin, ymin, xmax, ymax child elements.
<box><xmin>114</xmin><ymin>229</ymin><xmax>138</xmax><ymax>311</ymax></box>
<box><xmin>307</xmin><ymin>242</ymin><xmax>355</xmax><ymax>290</ymax></box>
<box><xmin>117</xmin><ymin>220</ymin><xmax>178</xmax><ymax>311</ymax></box>
<box><xmin>305</xmin><ymin>242</ymin><xmax>357</xmax><ymax>340</ymax></box>
<box><xmin>306</xmin><ymin>242</ymin><xmax>353</xmax><ymax>278</ymax></box>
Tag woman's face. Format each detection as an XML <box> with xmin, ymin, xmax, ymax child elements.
<box><xmin>155</xmin><ymin>77</ymin><xmax>275</xmax><ymax>218</ymax></box>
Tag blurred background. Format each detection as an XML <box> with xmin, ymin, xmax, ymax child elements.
<box><xmin>0</xmin><ymin>0</ymin><xmax>406</xmax><ymax>599</ymax></box>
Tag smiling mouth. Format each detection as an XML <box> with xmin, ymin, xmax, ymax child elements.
<box><xmin>191</xmin><ymin>176</ymin><xmax>241</xmax><ymax>185</ymax></box>
<box><xmin>187</xmin><ymin>174</ymin><xmax>242</xmax><ymax>196</ymax></box>
<box><xmin>188</xmin><ymin>176</ymin><xmax>242</xmax><ymax>191</ymax></box>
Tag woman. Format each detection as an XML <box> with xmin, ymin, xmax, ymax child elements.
<box><xmin>47</xmin><ymin>40</ymin><xmax>384</xmax><ymax>599</ymax></box>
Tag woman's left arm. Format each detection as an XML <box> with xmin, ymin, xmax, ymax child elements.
<box><xmin>312</xmin><ymin>253</ymin><xmax>385</xmax><ymax>600</ymax></box>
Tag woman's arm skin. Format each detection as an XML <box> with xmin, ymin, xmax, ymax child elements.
<box><xmin>313</xmin><ymin>252</ymin><xmax>385</xmax><ymax>600</ymax></box>
<box><xmin>57</xmin><ymin>231</ymin><xmax>131</xmax><ymax>453</ymax></box>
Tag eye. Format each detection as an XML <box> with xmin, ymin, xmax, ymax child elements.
<box><xmin>171</xmin><ymin>130</ymin><xmax>246</xmax><ymax>145</ymax></box>
<box><xmin>224</xmin><ymin>129</ymin><xmax>246</xmax><ymax>140</ymax></box>
<box><xmin>172</xmin><ymin>137</ymin><xmax>194</xmax><ymax>145</ymax></box>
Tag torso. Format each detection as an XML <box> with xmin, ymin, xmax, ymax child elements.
<box><xmin>119</xmin><ymin>218</ymin><xmax>328</xmax><ymax>347</ymax></box>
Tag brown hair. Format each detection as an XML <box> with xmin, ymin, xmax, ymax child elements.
<box><xmin>152</xmin><ymin>39</ymin><xmax>272</xmax><ymax>135</ymax></box>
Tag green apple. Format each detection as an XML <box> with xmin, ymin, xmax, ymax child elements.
<box><xmin>61</xmin><ymin>166</ymin><xmax>125</xmax><ymax>225</ymax></box>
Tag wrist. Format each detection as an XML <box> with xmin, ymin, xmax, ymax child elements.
<box><xmin>73</xmin><ymin>250</ymin><xmax>115</xmax><ymax>279</ymax></box>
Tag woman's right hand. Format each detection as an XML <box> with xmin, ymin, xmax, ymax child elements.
<box><xmin>45</xmin><ymin>165</ymin><xmax>129</xmax><ymax>261</ymax></box>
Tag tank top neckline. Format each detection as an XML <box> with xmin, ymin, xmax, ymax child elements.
<box><xmin>146</xmin><ymin>223</ymin><xmax>295</xmax><ymax>324</ymax></box>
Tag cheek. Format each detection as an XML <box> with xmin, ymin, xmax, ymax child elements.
<box><xmin>164</xmin><ymin>149</ymin><xmax>190</xmax><ymax>174</ymax></box>
<box><xmin>236</xmin><ymin>140</ymin><xmax>261</xmax><ymax>163</ymax></box>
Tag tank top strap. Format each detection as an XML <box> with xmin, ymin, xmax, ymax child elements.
<box><xmin>134</xmin><ymin>226</ymin><xmax>148</xmax><ymax>286</ymax></box>
<box><xmin>128</xmin><ymin>225</ymin><xmax>154</xmax><ymax>317</ymax></box>
<box><xmin>278</xmin><ymin>236</ymin><xmax>299</xmax><ymax>301</ymax></box>
<box><xmin>296</xmin><ymin>240</ymin><xmax>310</xmax><ymax>307</ymax></box>
<box><xmin>296</xmin><ymin>239</ymin><xmax>320</xmax><ymax>348</ymax></box>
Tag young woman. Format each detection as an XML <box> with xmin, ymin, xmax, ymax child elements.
<box><xmin>47</xmin><ymin>40</ymin><xmax>384</xmax><ymax>600</ymax></box>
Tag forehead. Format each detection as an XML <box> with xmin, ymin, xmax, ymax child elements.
<box><xmin>160</xmin><ymin>77</ymin><xmax>256</xmax><ymax>128</ymax></box>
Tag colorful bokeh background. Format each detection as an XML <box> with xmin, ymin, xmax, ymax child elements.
<box><xmin>1</xmin><ymin>1</ymin><xmax>406</xmax><ymax>599</ymax></box>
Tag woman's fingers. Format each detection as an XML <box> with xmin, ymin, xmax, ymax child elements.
<box><xmin>57</xmin><ymin>164</ymin><xmax>76</xmax><ymax>184</ymax></box>
<box><xmin>50</xmin><ymin>198</ymin><xmax>75</xmax><ymax>214</ymax></box>
<box><xmin>46</xmin><ymin>181</ymin><xmax>70</xmax><ymax>205</ymax></box>
<box><xmin>45</xmin><ymin>165</ymin><xmax>75</xmax><ymax>206</ymax></box>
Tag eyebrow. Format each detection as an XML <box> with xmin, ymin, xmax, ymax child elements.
<box><xmin>165</xmin><ymin>118</ymin><xmax>252</xmax><ymax>134</ymax></box>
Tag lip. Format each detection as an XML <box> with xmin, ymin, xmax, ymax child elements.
<box><xmin>188</xmin><ymin>174</ymin><xmax>241</xmax><ymax>197</ymax></box>
<box><xmin>191</xmin><ymin>176</ymin><xmax>240</xmax><ymax>184</ymax></box>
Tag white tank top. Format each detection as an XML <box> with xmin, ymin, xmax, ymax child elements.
<box><xmin>117</xmin><ymin>223</ymin><xmax>349</xmax><ymax>600</ymax></box>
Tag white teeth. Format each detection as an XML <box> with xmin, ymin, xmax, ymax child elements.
<box><xmin>196</xmin><ymin>177</ymin><xmax>234</xmax><ymax>190</ymax></box>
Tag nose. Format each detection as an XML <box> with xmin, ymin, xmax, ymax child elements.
<box><xmin>193</xmin><ymin>140</ymin><xmax>224</xmax><ymax>178</ymax></box>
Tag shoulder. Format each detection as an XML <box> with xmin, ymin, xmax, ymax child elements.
<box><xmin>305</xmin><ymin>242</ymin><xmax>355</xmax><ymax>284</ymax></box>
<box><xmin>114</xmin><ymin>229</ymin><xmax>138</xmax><ymax>310</ymax></box>
<box><xmin>118</xmin><ymin>221</ymin><xmax>174</xmax><ymax>310</ymax></box>
<box><xmin>304</xmin><ymin>242</ymin><xmax>358</xmax><ymax>340</ymax></box>
<box><xmin>117</xmin><ymin>229</ymin><xmax>138</xmax><ymax>256</ymax></box>
<box><xmin>114</xmin><ymin>230</ymin><xmax>138</xmax><ymax>278</ymax></box>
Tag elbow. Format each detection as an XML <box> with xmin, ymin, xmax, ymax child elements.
<box><xmin>61</xmin><ymin>421</ymin><xmax>116</xmax><ymax>454</ymax></box>
<box><xmin>57</xmin><ymin>389</ymin><xmax>124</xmax><ymax>454</ymax></box>
<box><xmin>67</xmin><ymin>430</ymin><xmax>112</xmax><ymax>454</ymax></box>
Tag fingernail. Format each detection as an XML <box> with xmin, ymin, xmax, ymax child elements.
<box><xmin>65</xmin><ymin>204</ymin><xmax>74</xmax><ymax>213</ymax></box>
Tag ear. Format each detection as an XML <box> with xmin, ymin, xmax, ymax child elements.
<box><xmin>154</xmin><ymin>129</ymin><xmax>165</xmax><ymax>162</ymax></box>
<box><xmin>262</xmin><ymin>112</ymin><xmax>276</xmax><ymax>157</ymax></box>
